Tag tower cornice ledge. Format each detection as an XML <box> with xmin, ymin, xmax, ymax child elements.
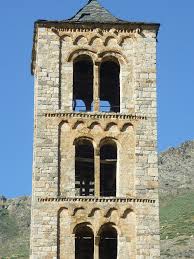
<box><xmin>44</xmin><ymin>112</ymin><xmax>147</xmax><ymax>121</ymax></box>
<box><xmin>37</xmin><ymin>196</ymin><xmax>156</xmax><ymax>204</ymax></box>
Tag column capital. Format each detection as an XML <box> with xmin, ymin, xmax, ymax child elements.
<box><xmin>95</xmin><ymin>61</ymin><xmax>101</xmax><ymax>66</ymax></box>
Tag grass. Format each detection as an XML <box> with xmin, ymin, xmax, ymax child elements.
<box><xmin>0</xmin><ymin>209</ymin><xmax>29</xmax><ymax>258</ymax></box>
<box><xmin>0</xmin><ymin>209</ymin><xmax>19</xmax><ymax>239</ymax></box>
<box><xmin>160</xmin><ymin>192</ymin><xmax>194</xmax><ymax>240</ymax></box>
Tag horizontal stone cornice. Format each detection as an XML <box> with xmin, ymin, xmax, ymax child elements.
<box><xmin>44</xmin><ymin>112</ymin><xmax>147</xmax><ymax>121</ymax></box>
<box><xmin>37</xmin><ymin>196</ymin><xmax>155</xmax><ymax>204</ymax></box>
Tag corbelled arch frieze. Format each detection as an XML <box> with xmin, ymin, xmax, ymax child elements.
<box><xmin>56</xmin><ymin>118</ymin><xmax>136</xmax><ymax>133</ymax></box>
<box><xmin>58</xmin><ymin>204</ymin><xmax>135</xmax><ymax>219</ymax></box>
<box><xmin>51</xmin><ymin>26</ymin><xmax>141</xmax><ymax>49</ymax></box>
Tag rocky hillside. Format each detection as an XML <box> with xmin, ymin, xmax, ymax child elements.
<box><xmin>0</xmin><ymin>140</ymin><xmax>193</xmax><ymax>258</ymax></box>
<box><xmin>159</xmin><ymin>140</ymin><xmax>194</xmax><ymax>199</ymax></box>
<box><xmin>159</xmin><ymin>140</ymin><xmax>194</xmax><ymax>258</ymax></box>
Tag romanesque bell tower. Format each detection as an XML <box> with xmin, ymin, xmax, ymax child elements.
<box><xmin>30</xmin><ymin>0</ymin><xmax>160</xmax><ymax>258</ymax></box>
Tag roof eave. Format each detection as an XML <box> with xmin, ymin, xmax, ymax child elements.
<box><xmin>34</xmin><ymin>19</ymin><xmax>160</xmax><ymax>29</ymax></box>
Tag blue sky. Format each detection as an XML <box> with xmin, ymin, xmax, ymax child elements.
<box><xmin>0</xmin><ymin>0</ymin><xmax>193</xmax><ymax>197</ymax></box>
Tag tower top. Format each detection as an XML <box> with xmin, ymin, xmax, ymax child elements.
<box><xmin>31</xmin><ymin>1</ymin><xmax>160</xmax><ymax>74</ymax></box>
<box><xmin>68</xmin><ymin>0</ymin><xmax>125</xmax><ymax>23</ymax></box>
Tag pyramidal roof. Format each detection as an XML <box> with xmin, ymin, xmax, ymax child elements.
<box><xmin>68</xmin><ymin>0</ymin><xmax>126</xmax><ymax>23</ymax></box>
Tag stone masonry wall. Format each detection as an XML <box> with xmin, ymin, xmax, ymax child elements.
<box><xmin>31</xmin><ymin>24</ymin><xmax>160</xmax><ymax>258</ymax></box>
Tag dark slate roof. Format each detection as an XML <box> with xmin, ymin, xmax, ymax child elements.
<box><xmin>68</xmin><ymin>0</ymin><xmax>126</xmax><ymax>23</ymax></box>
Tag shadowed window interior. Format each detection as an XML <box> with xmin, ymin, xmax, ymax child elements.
<box><xmin>73</xmin><ymin>55</ymin><xmax>93</xmax><ymax>112</ymax></box>
<box><xmin>100</xmin><ymin>59</ymin><xmax>120</xmax><ymax>112</ymax></box>
<box><xmin>75</xmin><ymin>139</ymin><xmax>94</xmax><ymax>196</ymax></box>
<box><xmin>75</xmin><ymin>225</ymin><xmax>94</xmax><ymax>259</ymax></box>
<box><xmin>99</xmin><ymin>224</ymin><xmax>117</xmax><ymax>259</ymax></box>
<box><xmin>100</xmin><ymin>141</ymin><xmax>117</xmax><ymax>197</ymax></box>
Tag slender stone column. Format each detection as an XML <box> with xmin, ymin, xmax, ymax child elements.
<box><xmin>95</xmin><ymin>148</ymin><xmax>100</xmax><ymax>196</ymax></box>
<box><xmin>93</xmin><ymin>62</ymin><xmax>100</xmax><ymax>112</ymax></box>
<box><xmin>94</xmin><ymin>236</ymin><xmax>100</xmax><ymax>259</ymax></box>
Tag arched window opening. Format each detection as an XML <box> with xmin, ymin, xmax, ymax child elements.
<box><xmin>75</xmin><ymin>139</ymin><xmax>94</xmax><ymax>196</ymax></box>
<box><xmin>100</xmin><ymin>141</ymin><xmax>117</xmax><ymax>197</ymax></box>
<box><xmin>99</xmin><ymin>224</ymin><xmax>117</xmax><ymax>259</ymax></box>
<box><xmin>100</xmin><ymin>60</ymin><xmax>120</xmax><ymax>112</ymax></box>
<box><xmin>75</xmin><ymin>225</ymin><xmax>94</xmax><ymax>259</ymax></box>
<box><xmin>73</xmin><ymin>55</ymin><xmax>93</xmax><ymax>112</ymax></box>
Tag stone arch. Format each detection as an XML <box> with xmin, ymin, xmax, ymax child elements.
<box><xmin>104</xmin><ymin>207</ymin><xmax>118</xmax><ymax>218</ymax></box>
<box><xmin>118</xmin><ymin>36</ymin><xmax>132</xmax><ymax>46</ymax></box>
<box><xmin>88</xmin><ymin>207</ymin><xmax>101</xmax><ymax>217</ymax></box>
<box><xmin>89</xmin><ymin>36</ymin><xmax>103</xmax><ymax>46</ymax></box>
<box><xmin>104</xmin><ymin>36</ymin><xmax>118</xmax><ymax>47</ymax></box>
<box><xmin>72</xmin><ymin>207</ymin><xmax>85</xmax><ymax>216</ymax></box>
<box><xmin>73</xmin><ymin>35</ymin><xmax>88</xmax><ymax>46</ymax></box>
<box><xmin>88</xmin><ymin>121</ymin><xmax>101</xmax><ymax>129</ymax></box>
<box><xmin>88</xmin><ymin>122</ymin><xmax>103</xmax><ymax>133</ymax></box>
<box><xmin>72</xmin><ymin>120</ymin><xmax>85</xmax><ymax>130</ymax></box>
<box><xmin>73</xmin><ymin>136</ymin><xmax>94</xmax><ymax>146</ymax></box>
<box><xmin>98</xmin><ymin>49</ymin><xmax>128</xmax><ymax>65</ymax></box>
<box><xmin>120</xmin><ymin>122</ymin><xmax>133</xmax><ymax>132</ymax></box>
<box><xmin>59</xmin><ymin>119</ymin><xmax>69</xmax><ymax>127</ymax></box>
<box><xmin>62</xmin><ymin>35</ymin><xmax>73</xmax><ymax>44</ymax></box>
<box><xmin>99</xmin><ymin>137</ymin><xmax>118</xmax><ymax>148</ymax></box>
<box><xmin>121</xmin><ymin>208</ymin><xmax>133</xmax><ymax>219</ymax></box>
<box><xmin>58</xmin><ymin>207</ymin><xmax>68</xmax><ymax>216</ymax></box>
<box><xmin>97</xmin><ymin>222</ymin><xmax>118</xmax><ymax>235</ymax></box>
<box><xmin>59</xmin><ymin>120</ymin><xmax>70</xmax><ymax>132</ymax></box>
<box><xmin>67</xmin><ymin>48</ymin><xmax>97</xmax><ymax>62</ymax></box>
<box><xmin>73</xmin><ymin>222</ymin><xmax>93</xmax><ymax>234</ymax></box>
<box><xmin>105</xmin><ymin>122</ymin><xmax>119</xmax><ymax>132</ymax></box>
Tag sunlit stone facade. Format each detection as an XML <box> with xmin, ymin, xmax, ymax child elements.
<box><xmin>30</xmin><ymin>1</ymin><xmax>160</xmax><ymax>258</ymax></box>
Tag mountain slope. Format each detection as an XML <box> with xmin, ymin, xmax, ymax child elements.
<box><xmin>159</xmin><ymin>141</ymin><xmax>194</xmax><ymax>199</ymax></box>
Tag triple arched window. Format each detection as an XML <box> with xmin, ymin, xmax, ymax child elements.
<box><xmin>73</xmin><ymin>55</ymin><xmax>120</xmax><ymax>113</ymax></box>
<box><xmin>75</xmin><ymin>138</ymin><xmax>117</xmax><ymax>197</ymax></box>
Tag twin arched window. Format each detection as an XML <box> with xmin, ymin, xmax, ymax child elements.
<box><xmin>75</xmin><ymin>223</ymin><xmax>117</xmax><ymax>259</ymax></box>
<box><xmin>75</xmin><ymin>138</ymin><xmax>117</xmax><ymax>197</ymax></box>
<box><xmin>73</xmin><ymin>55</ymin><xmax>120</xmax><ymax>112</ymax></box>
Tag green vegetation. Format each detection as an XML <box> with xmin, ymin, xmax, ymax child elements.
<box><xmin>0</xmin><ymin>209</ymin><xmax>19</xmax><ymax>239</ymax></box>
<box><xmin>0</xmin><ymin>202</ymin><xmax>30</xmax><ymax>258</ymax></box>
<box><xmin>160</xmin><ymin>192</ymin><xmax>194</xmax><ymax>240</ymax></box>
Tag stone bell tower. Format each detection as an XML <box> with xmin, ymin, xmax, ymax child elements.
<box><xmin>30</xmin><ymin>0</ymin><xmax>160</xmax><ymax>258</ymax></box>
